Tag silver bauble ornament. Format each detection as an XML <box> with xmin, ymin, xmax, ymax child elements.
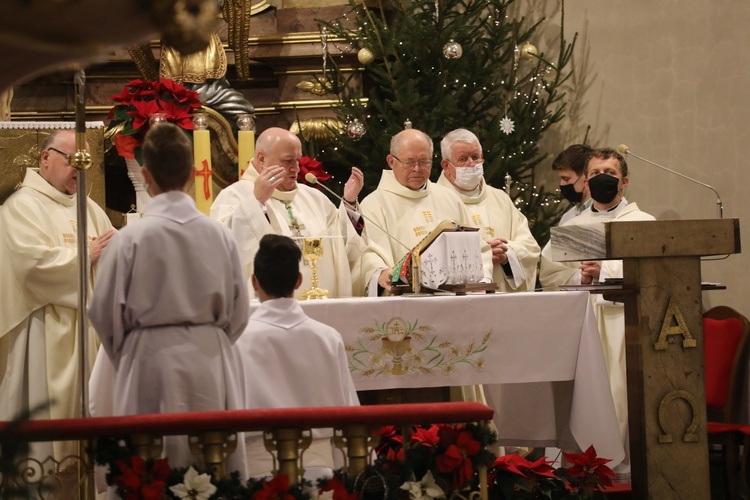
<box><xmin>357</xmin><ymin>47</ymin><xmax>375</xmax><ymax>65</ymax></box>
<box><xmin>347</xmin><ymin>119</ymin><xmax>366</xmax><ymax>140</ymax></box>
<box><xmin>442</xmin><ymin>39</ymin><xmax>463</xmax><ymax>59</ymax></box>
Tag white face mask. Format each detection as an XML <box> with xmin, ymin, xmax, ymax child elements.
<box><xmin>453</xmin><ymin>163</ymin><xmax>484</xmax><ymax>190</ymax></box>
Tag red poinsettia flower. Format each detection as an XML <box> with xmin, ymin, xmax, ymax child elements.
<box><xmin>319</xmin><ymin>474</ymin><xmax>359</xmax><ymax>500</ymax></box>
<box><xmin>253</xmin><ymin>474</ymin><xmax>296</xmax><ymax>500</ymax></box>
<box><xmin>114</xmin><ymin>133</ymin><xmax>140</xmax><ymax>160</ymax></box>
<box><xmin>161</xmin><ymin>77</ymin><xmax>201</xmax><ymax>108</ymax></box>
<box><xmin>524</xmin><ymin>455</ymin><xmax>557</xmax><ymax>478</ymax></box>
<box><xmin>128</xmin><ymin>99</ymin><xmax>161</xmax><ymax>132</ymax></box>
<box><xmin>436</xmin><ymin>429</ymin><xmax>481</xmax><ymax>489</ymax></box>
<box><xmin>297</xmin><ymin>156</ymin><xmax>331</xmax><ymax>184</ymax></box>
<box><xmin>107</xmin><ymin>78</ymin><xmax>203</xmax><ymax>161</ymax></box>
<box><xmin>411</xmin><ymin>425</ymin><xmax>441</xmax><ymax>448</ymax></box>
<box><xmin>385</xmin><ymin>445</ymin><xmax>405</xmax><ymax>462</ymax></box>
<box><xmin>562</xmin><ymin>445</ymin><xmax>616</xmax><ymax>490</ymax></box>
<box><xmin>112</xmin><ymin>456</ymin><xmax>171</xmax><ymax>500</ymax></box>
<box><xmin>161</xmin><ymin>100</ymin><xmax>196</xmax><ymax>130</ymax></box>
<box><xmin>492</xmin><ymin>453</ymin><xmax>529</xmax><ymax>477</ymax></box>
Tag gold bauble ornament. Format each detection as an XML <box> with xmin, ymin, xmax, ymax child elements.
<box><xmin>519</xmin><ymin>41</ymin><xmax>538</xmax><ymax>60</ymax></box>
<box><xmin>357</xmin><ymin>47</ymin><xmax>375</xmax><ymax>65</ymax></box>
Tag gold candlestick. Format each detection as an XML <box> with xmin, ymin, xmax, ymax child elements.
<box><xmin>300</xmin><ymin>237</ymin><xmax>330</xmax><ymax>300</ymax></box>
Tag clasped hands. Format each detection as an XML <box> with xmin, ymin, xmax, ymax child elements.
<box><xmin>580</xmin><ymin>260</ymin><xmax>601</xmax><ymax>285</ymax></box>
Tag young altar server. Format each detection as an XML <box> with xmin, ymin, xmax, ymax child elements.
<box><xmin>234</xmin><ymin>234</ymin><xmax>359</xmax><ymax>479</ymax></box>
<box><xmin>88</xmin><ymin>123</ymin><xmax>250</xmax><ymax>474</ymax></box>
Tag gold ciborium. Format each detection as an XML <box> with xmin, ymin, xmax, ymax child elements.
<box><xmin>382</xmin><ymin>337</ymin><xmax>412</xmax><ymax>375</ymax></box>
<box><xmin>300</xmin><ymin>237</ymin><xmax>330</xmax><ymax>300</ymax></box>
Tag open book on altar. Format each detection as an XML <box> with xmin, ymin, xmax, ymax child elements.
<box><xmin>391</xmin><ymin>220</ymin><xmax>498</xmax><ymax>294</ymax></box>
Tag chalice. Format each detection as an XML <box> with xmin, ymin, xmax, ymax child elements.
<box><xmin>299</xmin><ymin>237</ymin><xmax>330</xmax><ymax>300</ymax></box>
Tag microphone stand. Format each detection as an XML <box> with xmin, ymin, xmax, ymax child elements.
<box><xmin>305</xmin><ymin>174</ymin><xmax>412</xmax><ymax>254</ymax></box>
<box><xmin>619</xmin><ymin>145</ymin><xmax>723</xmax><ymax>218</ymax></box>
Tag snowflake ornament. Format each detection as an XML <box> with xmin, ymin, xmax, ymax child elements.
<box><xmin>499</xmin><ymin>116</ymin><xmax>515</xmax><ymax>135</ymax></box>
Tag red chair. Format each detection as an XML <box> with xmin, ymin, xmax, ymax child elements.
<box><xmin>703</xmin><ymin>306</ymin><xmax>750</xmax><ymax>500</ymax></box>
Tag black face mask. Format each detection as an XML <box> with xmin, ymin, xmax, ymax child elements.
<box><xmin>587</xmin><ymin>174</ymin><xmax>620</xmax><ymax>204</ymax></box>
<box><xmin>560</xmin><ymin>183</ymin><xmax>583</xmax><ymax>204</ymax></box>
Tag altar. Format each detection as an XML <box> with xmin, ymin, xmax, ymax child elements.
<box><xmin>260</xmin><ymin>291</ymin><xmax>625</xmax><ymax>466</ymax></box>
<box><xmin>90</xmin><ymin>290</ymin><xmax>624</xmax><ymax>466</ymax></box>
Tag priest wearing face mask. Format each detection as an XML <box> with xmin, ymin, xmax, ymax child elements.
<box><xmin>436</xmin><ymin>129</ymin><xmax>540</xmax><ymax>291</ymax></box>
<box><xmin>547</xmin><ymin>147</ymin><xmax>655</xmax><ymax>482</ymax></box>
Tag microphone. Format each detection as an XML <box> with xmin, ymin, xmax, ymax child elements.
<box><xmin>304</xmin><ymin>173</ymin><xmax>412</xmax><ymax>253</ymax></box>
<box><xmin>618</xmin><ymin>144</ymin><xmax>723</xmax><ymax>218</ymax></box>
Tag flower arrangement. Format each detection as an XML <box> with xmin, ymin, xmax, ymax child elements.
<box><xmin>107</xmin><ymin>78</ymin><xmax>203</xmax><ymax>163</ymax></box>
<box><xmin>95</xmin><ymin>424</ymin><xmax>616</xmax><ymax>500</ymax></box>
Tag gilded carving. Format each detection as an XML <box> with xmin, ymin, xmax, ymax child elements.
<box><xmin>654</xmin><ymin>297</ymin><xmax>697</xmax><ymax>350</ymax></box>
<box><xmin>657</xmin><ymin>389</ymin><xmax>699</xmax><ymax>443</ymax></box>
<box><xmin>346</xmin><ymin>318</ymin><xmax>491</xmax><ymax>377</ymax></box>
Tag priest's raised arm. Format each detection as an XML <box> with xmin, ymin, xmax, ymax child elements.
<box><xmin>211</xmin><ymin>127</ymin><xmax>368</xmax><ymax>298</ymax></box>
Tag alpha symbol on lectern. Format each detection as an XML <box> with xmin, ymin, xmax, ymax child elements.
<box><xmin>654</xmin><ymin>297</ymin><xmax>697</xmax><ymax>350</ymax></box>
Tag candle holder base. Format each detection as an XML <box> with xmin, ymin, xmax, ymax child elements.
<box><xmin>299</xmin><ymin>286</ymin><xmax>331</xmax><ymax>300</ymax></box>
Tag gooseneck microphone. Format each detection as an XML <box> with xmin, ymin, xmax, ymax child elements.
<box><xmin>618</xmin><ymin>144</ymin><xmax>723</xmax><ymax>218</ymax></box>
<box><xmin>304</xmin><ymin>173</ymin><xmax>412</xmax><ymax>253</ymax></box>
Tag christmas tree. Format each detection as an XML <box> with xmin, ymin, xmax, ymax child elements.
<box><xmin>316</xmin><ymin>0</ymin><xmax>576</xmax><ymax>244</ymax></box>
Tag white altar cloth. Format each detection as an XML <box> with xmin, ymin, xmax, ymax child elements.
<box><xmin>90</xmin><ymin>291</ymin><xmax>623</xmax><ymax>466</ymax></box>
<box><xmin>281</xmin><ymin>291</ymin><xmax>623</xmax><ymax>466</ymax></box>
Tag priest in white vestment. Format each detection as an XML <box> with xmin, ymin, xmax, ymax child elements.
<box><xmin>437</xmin><ymin>129</ymin><xmax>540</xmax><ymax>291</ymax></box>
<box><xmin>88</xmin><ymin>124</ymin><xmax>249</xmax><ymax>475</ymax></box>
<box><xmin>545</xmin><ymin>148</ymin><xmax>655</xmax><ymax>481</ymax></box>
<box><xmin>233</xmin><ymin>234</ymin><xmax>359</xmax><ymax>479</ymax></box>
<box><xmin>539</xmin><ymin>144</ymin><xmax>594</xmax><ymax>289</ymax></box>
<box><xmin>358</xmin><ymin>129</ymin><xmax>494</xmax><ymax>296</ymax></box>
<box><xmin>0</xmin><ymin>130</ymin><xmax>115</xmax><ymax>464</ymax></box>
<box><xmin>211</xmin><ymin>127</ymin><xmax>368</xmax><ymax>298</ymax></box>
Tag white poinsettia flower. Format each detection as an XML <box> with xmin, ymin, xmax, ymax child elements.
<box><xmin>400</xmin><ymin>471</ymin><xmax>445</xmax><ymax>500</ymax></box>
<box><xmin>169</xmin><ymin>466</ymin><xmax>217</xmax><ymax>500</ymax></box>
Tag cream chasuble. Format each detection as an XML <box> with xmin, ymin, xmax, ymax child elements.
<box><xmin>358</xmin><ymin>170</ymin><xmax>493</xmax><ymax>295</ymax></box>
<box><xmin>211</xmin><ymin>166</ymin><xmax>367</xmax><ymax>298</ymax></box>
<box><xmin>436</xmin><ymin>173</ymin><xmax>540</xmax><ymax>291</ymax></box>
<box><xmin>0</xmin><ymin>168</ymin><xmax>114</xmax><ymax>462</ymax></box>
<box><xmin>538</xmin><ymin>199</ymin><xmax>654</xmax><ymax>473</ymax></box>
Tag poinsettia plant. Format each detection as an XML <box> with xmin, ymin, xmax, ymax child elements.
<box><xmin>94</xmin><ymin>423</ymin><xmax>616</xmax><ymax>500</ymax></box>
<box><xmin>107</xmin><ymin>78</ymin><xmax>203</xmax><ymax>164</ymax></box>
<box><xmin>297</xmin><ymin>156</ymin><xmax>331</xmax><ymax>185</ymax></box>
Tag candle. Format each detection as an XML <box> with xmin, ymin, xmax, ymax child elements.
<box><xmin>192</xmin><ymin>113</ymin><xmax>213</xmax><ymax>214</ymax></box>
<box><xmin>237</xmin><ymin>113</ymin><xmax>255</xmax><ymax>179</ymax></box>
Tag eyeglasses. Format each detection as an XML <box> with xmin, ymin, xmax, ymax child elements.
<box><xmin>392</xmin><ymin>155</ymin><xmax>432</xmax><ymax>170</ymax></box>
<box><xmin>448</xmin><ymin>157</ymin><xmax>483</xmax><ymax>168</ymax></box>
<box><xmin>47</xmin><ymin>147</ymin><xmax>71</xmax><ymax>163</ymax></box>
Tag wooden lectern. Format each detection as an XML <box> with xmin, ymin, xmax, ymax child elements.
<box><xmin>552</xmin><ymin>218</ymin><xmax>741</xmax><ymax>499</ymax></box>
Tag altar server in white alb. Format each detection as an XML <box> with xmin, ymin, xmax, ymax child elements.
<box><xmin>0</xmin><ymin>129</ymin><xmax>115</xmax><ymax>463</ymax></box>
<box><xmin>437</xmin><ymin>129</ymin><xmax>540</xmax><ymax>291</ymax></box>
<box><xmin>359</xmin><ymin>128</ymin><xmax>494</xmax><ymax>296</ymax></box>
<box><xmin>547</xmin><ymin>147</ymin><xmax>655</xmax><ymax>480</ymax></box>
<box><xmin>211</xmin><ymin>127</ymin><xmax>368</xmax><ymax>297</ymax></box>
<box><xmin>234</xmin><ymin>234</ymin><xmax>359</xmax><ymax>479</ymax></box>
<box><xmin>88</xmin><ymin>123</ymin><xmax>249</xmax><ymax>473</ymax></box>
<box><xmin>539</xmin><ymin>144</ymin><xmax>594</xmax><ymax>289</ymax></box>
